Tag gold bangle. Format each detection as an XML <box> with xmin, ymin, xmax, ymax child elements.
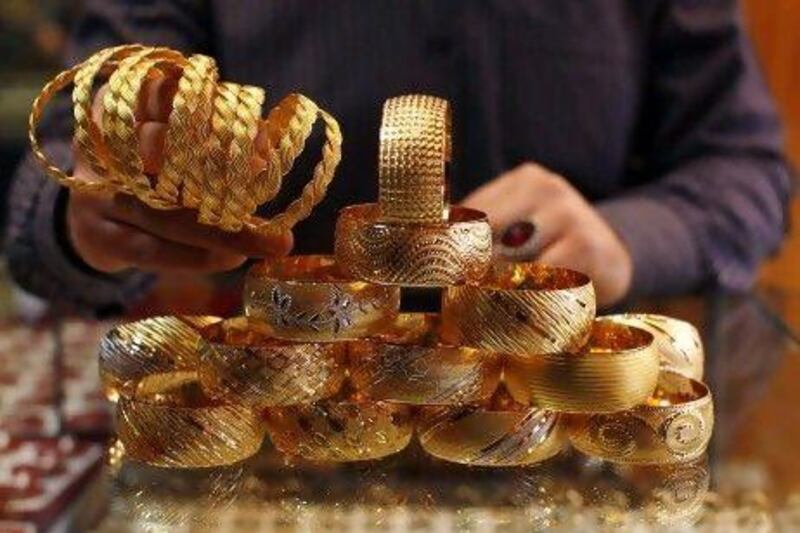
<box><xmin>569</xmin><ymin>371</ymin><xmax>714</xmax><ymax>464</ymax></box>
<box><xmin>244</xmin><ymin>255</ymin><xmax>400</xmax><ymax>341</ymax></box>
<box><xmin>378</xmin><ymin>94</ymin><xmax>451</xmax><ymax>223</ymax></box>
<box><xmin>196</xmin><ymin>317</ymin><xmax>346</xmax><ymax>408</ymax></box>
<box><xmin>264</xmin><ymin>399</ymin><xmax>413</xmax><ymax>462</ymax></box>
<box><xmin>605</xmin><ymin>314</ymin><xmax>704</xmax><ymax>380</ymax></box>
<box><xmin>334</xmin><ymin>203</ymin><xmax>492</xmax><ymax>287</ymax></box>
<box><xmin>504</xmin><ymin>319</ymin><xmax>659</xmax><ymax>413</ymax></box>
<box><xmin>348</xmin><ymin>314</ymin><xmax>500</xmax><ymax>405</ymax></box>
<box><xmin>441</xmin><ymin>262</ymin><xmax>596</xmax><ymax>356</ymax></box>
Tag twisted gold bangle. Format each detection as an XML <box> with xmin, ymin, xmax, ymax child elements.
<box><xmin>244</xmin><ymin>255</ymin><xmax>400</xmax><ymax>341</ymax></box>
<box><xmin>504</xmin><ymin>319</ymin><xmax>659</xmax><ymax>413</ymax></box>
<box><xmin>334</xmin><ymin>203</ymin><xmax>492</xmax><ymax>287</ymax></box>
<box><xmin>441</xmin><ymin>262</ymin><xmax>596</xmax><ymax>356</ymax></box>
<box><xmin>569</xmin><ymin>371</ymin><xmax>714</xmax><ymax>465</ymax></box>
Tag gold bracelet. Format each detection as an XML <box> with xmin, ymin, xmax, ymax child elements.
<box><xmin>569</xmin><ymin>371</ymin><xmax>714</xmax><ymax>464</ymax></box>
<box><xmin>264</xmin><ymin>399</ymin><xmax>413</xmax><ymax>462</ymax></box>
<box><xmin>605</xmin><ymin>314</ymin><xmax>704</xmax><ymax>380</ymax></box>
<box><xmin>196</xmin><ymin>317</ymin><xmax>346</xmax><ymax>408</ymax></box>
<box><xmin>348</xmin><ymin>314</ymin><xmax>500</xmax><ymax>405</ymax></box>
<box><xmin>334</xmin><ymin>203</ymin><xmax>492</xmax><ymax>286</ymax></box>
<box><xmin>504</xmin><ymin>319</ymin><xmax>659</xmax><ymax>413</ymax></box>
<box><xmin>244</xmin><ymin>255</ymin><xmax>400</xmax><ymax>341</ymax></box>
<box><xmin>441</xmin><ymin>262</ymin><xmax>596</xmax><ymax>356</ymax></box>
<box><xmin>378</xmin><ymin>94</ymin><xmax>450</xmax><ymax>223</ymax></box>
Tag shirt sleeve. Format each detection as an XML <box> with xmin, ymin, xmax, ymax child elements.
<box><xmin>597</xmin><ymin>0</ymin><xmax>793</xmax><ymax>298</ymax></box>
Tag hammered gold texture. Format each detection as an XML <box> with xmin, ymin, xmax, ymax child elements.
<box><xmin>569</xmin><ymin>371</ymin><xmax>714</xmax><ymax>465</ymax></box>
<box><xmin>417</xmin><ymin>405</ymin><xmax>565</xmax><ymax>467</ymax></box>
<box><xmin>334</xmin><ymin>204</ymin><xmax>492</xmax><ymax>286</ymax></box>
<box><xmin>244</xmin><ymin>255</ymin><xmax>400</xmax><ymax>341</ymax></box>
<box><xmin>441</xmin><ymin>262</ymin><xmax>596</xmax><ymax>356</ymax></box>
<box><xmin>504</xmin><ymin>320</ymin><xmax>659</xmax><ymax>413</ymax></box>
<box><xmin>264</xmin><ymin>401</ymin><xmax>413</xmax><ymax>462</ymax></box>
<box><xmin>379</xmin><ymin>94</ymin><xmax>451</xmax><ymax>223</ymax></box>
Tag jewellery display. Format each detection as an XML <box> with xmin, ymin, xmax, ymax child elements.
<box><xmin>244</xmin><ymin>255</ymin><xmax>400</xmax><ymax>341</ymax></box>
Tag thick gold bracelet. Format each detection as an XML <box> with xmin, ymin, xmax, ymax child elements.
<box><xmin>504</xmin><ymin>319</ymin><xmax>659</xmax><ymax>413</ymax></box>
<box><xmin>378</xmin><ymin>94</ymin><xmax>450</xmax><ymax>223</ymax></box>
<box><xmin>348</xmin><ymin>314</ymin><xmax>500</xmax><ymax>405</ymax></box>
<box><xmin>196</xmin><ymin>318</ymin><xmax>346</xmax><ymax>408</ymax></box>
<box><xmin>607</xmin><ymin>314</ymin><xmax>704</xmax><ymax>380</ymax></box>
<box><xmin>441</xmin><ymin>262</ymin><xmax>596</xmax><ymax>356</ymax></box>
<box><xmin>244</xmin><ymin>255</ymin><xmax>400</xmax><ymax>341</ymax></box>
<box><xmin>569</xmin><ymin>371</ymin><xmax>714</xmax><ymax>464</ymax></box>
<box><xmin>334</xmin><ymin>203</ymin><xmax>492</xmax><ymax>286</ymax></box>
<box><xmin>264</xmin><ymin>399</ymin><xmax>413</xmax><ymax>462</ymax></box>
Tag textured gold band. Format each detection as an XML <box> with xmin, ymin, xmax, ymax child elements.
<box><xmin>378</xmin><ymin>94</ymin><xmax>451</xmax><ymax>223</ymax></box>
<box><xmin>504</xmin><ymin>319</ymin><xmax>659</xmax><ymax>413</ymax></box>
<box><xmin>569</xmin><ymin>371</ymin><xmax>714</xmax><ymax>464</ymax></box>
<box><xmin>348</xmin><ymin>314</ymin><xmax>500</xmax><ymax>405</ymax></box>
<box><xmin>441</xmin><ymin>262</ymin><xmax>596</xmax><ymax>356</ymax></box>
<box><xmin>334</xmin><ymin>203</ymin><xmax>492</xmax><ymax>287</ymax></box>
<box><xmin>244</xmin><ymin>255</ymin><xmax>400</xmax><ymax>341</ymax></box>
<box><xmin>196</xmin><ymin>318</ymin><xmax>346</xmax><ymax>408</ymax></box>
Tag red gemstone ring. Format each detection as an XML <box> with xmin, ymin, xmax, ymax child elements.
<box><xmin>495</xmin><ymin>219</ymin><xmax>540</xmax><ymax>261</ymax></box>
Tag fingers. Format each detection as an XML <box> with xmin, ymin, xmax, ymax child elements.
<box><xmin>138</xmin><ymin>121</ymin><xmax>167</xmax><ymax>174</ymax></box>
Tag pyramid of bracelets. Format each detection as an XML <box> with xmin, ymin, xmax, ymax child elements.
<box><xmin>31</xmin><ymin>46</ymin><xmax>713</xmax><ymax>469</ymax></box>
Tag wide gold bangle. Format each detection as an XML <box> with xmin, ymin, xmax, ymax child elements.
<box><xmin>378</xmin><ymin>94</ymin><xmax>450</xmax><ymax>223</ymax></box>
<box><xmin>569</xmin><ymin>371</ymin><xmax>714</xmax><ymax>464</ymax></box>
<box><xmin>264</xmin><ymin>399</ymin><xmax>413</xmax><ymax>462</ymax></box>
<box><xmin>244</xmin><ymin>255</ymin><xmax>400</xmax><ymax>341</ymax></box>
<box><xmin>348</xmin><ymin>314</ymin><xmax>500</xmax><ymax>405</ymax></box>
<box><xmin>504</xmin><ymin>319</ymin><xmax>659</xmax><ymax>413</ymax></box>
<box><xmin>606</xmin><ymin>314</ymin><xmax>704</xmax><ymax>380</ymax></box>
<box><xmin>334</xmin><ymin>203</ymin><xmax>492</xmax><ymax>287</ymax></box>
<box><xmin>196</xmin><ymin>317</ymin><xmax>346</xmax><ymax>408</ymax></box>
<box><xmin>441</xmin><ymin>262</ymin><xmax>596</xmax><ymax>356</ymax></box>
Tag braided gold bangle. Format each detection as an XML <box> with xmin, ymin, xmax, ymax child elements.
<box><xmin>569</xmin><ymin>371</ymin><xmax>714</xmax><ymax>465</ymax></box>
<box><xmin>378</xmin><ymin>94</ymin><xmax>451</xmax><ymax>223</ymax></box>
<box><xmin>441</xmin><ymin>262</ymin><xmax>596</xmax><ymax>356</ymax></box>
<box><xmin>504</xmin><ymin>319</ymin><xmax>659</xmax><ymax>413</ymax></box>
<box><xmin>244</xmin><ymin>255</ymin><xmax>400</xmax><ymax>341</ymax></box>
<box><xmin>196</xmin><ymin>318</ymin><xmax>346</xmax><ymax>408</ymax></box>
<box><xmin>334</xmin><ymin>203</ymin><xmax>492</xmax><ymax>287</ymax></box>
<box><xmin>348</xmin><ymin>314</ymin><xmax>500</xmax><ymax>405</ymax></box>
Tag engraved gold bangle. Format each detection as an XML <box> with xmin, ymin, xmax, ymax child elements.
<box><xmin>334</xmin><ymin>203</ymin><xmax>492</xmax><ymax>287</ymax></box>
<box><xmin>264</xmin><ymin>399</ymin><xmax>413</xmax><ymax>462</ymax></box>
<box><xmin>244</xmin><ymin>255</ymin><xmax>400</xmax><ymax>341</ymax></box>
<box><xmin>441</xmin><ymin>262</ymin><xmax>596</xmax><ymax>356</ymax></box>
<box><xmin>196</xmin><ymin>317</ymin><xmax>346</xmax><ymax>408</ymax></box>
<box><xmin>378</xmin><ymin>94</ymin><xmax>451</xmax><ymax>223</ymax></box>
<box><xmin>605</xmin><ymin>314</ymin><xmax>704</xmax><ymax>380</ymax></box>
<box><xmin>504</xmin><ymin>319</ymin><xmax>659</xmax><ymax>413</ymax></box>
<box><xmin>348</xmin><ymin>314</ymin><xmax>500</xmax><ymax>405</ymax></box>
<box><xmin>569</xmin><ymin>371</ymin><xmax>714</xmax><ymax>465</ymax></box>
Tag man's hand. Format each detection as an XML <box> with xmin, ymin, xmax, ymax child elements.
<box><xmin>67</xmin><ymin>71</ymin><xmax>292</xmax><ymax>274</ymax></box>
<box><xmin>462</xmin><ymin>163</ymin><xmax>632</xmax><ymax>307</ymax></box>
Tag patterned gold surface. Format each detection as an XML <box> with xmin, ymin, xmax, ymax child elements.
<box><xmin>569</xmin><ymin>371</ymin><xmax>714</xmax><ymax>464</ymax></box>
<box><xmin>244</xmin><ymin>255</ymin><xmax>400</xmax><ymax>341</ymax></box>
<box><xmin>378</xmin><ymin>94</ymin><xmax>451</xmax><ymax>223</ymax></box>
<box><xmin>504</xmin><ymin>319</ymin><xmax>659</xmax><ymax>413</ymax></box>
<box><xmin>441</xmin><ymin>262</ymin><xmax>596</xmax><ymax>356</ymax></box>
<box><xmin>334</xmin><ymin>203</ymin><xmax>492</xmax><ymax>287</ymax></box>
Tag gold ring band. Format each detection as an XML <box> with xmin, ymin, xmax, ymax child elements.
<box><xmin>569</xmin><ymin>371</ymin><xmax>714</xmax><ymax>464</ymax></box>
<box><xmin>441</xmin><ymin>262</ymin><xmax>596</xmax><ymax>356</ymax></box>
<box><xmin>334</xmin><ymin>203</ymin><xmax>492</xmax><ymax>287</ymax></box>
<box><xmin>504</xmin><ymin>319</ymin><xmax>659</xmax><ymax>413</ymax></box>
<box><xmin>348</xmin><ymin>314</ymin><xmax>500</xmax><ymax>405</ymax></box>
<box><xmin>244</xmin><ymin>255</ymin><xmax>400</xmax><ymax>341</ymax></box>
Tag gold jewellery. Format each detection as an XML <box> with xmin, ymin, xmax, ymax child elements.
<box><xmin>29</xmin><ymin>44</ymin><xmax>342</xmax><ymax>235</ymax></box>
<box><xmin>244</xmin><ymin>255</ymin><xmax>400</xmax><ymax>341</ymax></box>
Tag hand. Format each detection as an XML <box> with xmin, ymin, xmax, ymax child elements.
<box><xmin>67</xmin><ymin>71</ymin><xmax>293</xmax><ymax>274</ymax></box>
<box><xmin>462</xmin><ymin>163</ymin><xmax>633</xmax><ymax>307</ymax></box>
